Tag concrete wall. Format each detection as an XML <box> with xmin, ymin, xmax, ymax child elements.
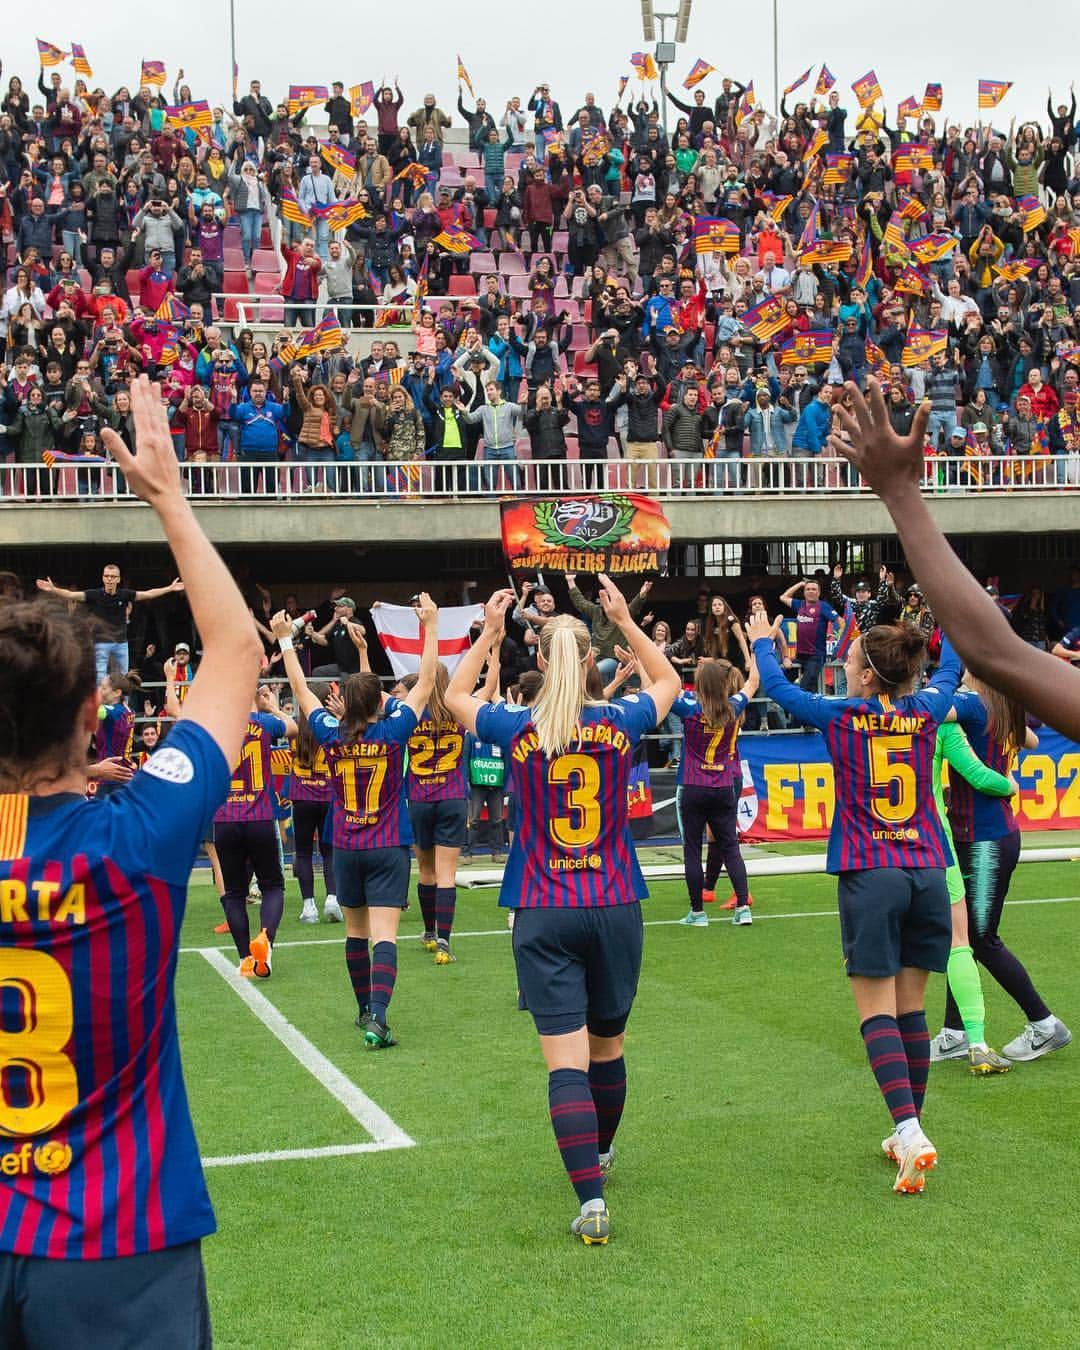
<box><xmin>0</xmin><ymin>491</ymin><xmax>1071</xmax><ymax>550</ymax></box>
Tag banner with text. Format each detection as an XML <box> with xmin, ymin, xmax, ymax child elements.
<box><xmin>733</xmin><ymin>728</ymin><xmax>1080</xmax><ymax>840</ymax></box>
<box><xmin>501</xmin><ymin>494</ymin><xmax>670</xmax><ymax>576</ymax></box>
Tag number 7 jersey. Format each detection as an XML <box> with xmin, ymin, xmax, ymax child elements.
<box><xmin>310</xmin><ymin>704</ymin><xmax>418</xmax><ymax>848</ymax></box>
<box><xmin>476</xmin><ymin>694</ymin><xmax>659</xmax><ymax>908</ymax></box>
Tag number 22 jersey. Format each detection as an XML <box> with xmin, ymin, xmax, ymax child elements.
<box><xmin>0</xmin><ymin>721</ymin><xmax>230</xmax><ymax>1259</ymax></box>
<box><xmin>476</xmin><ymin>693</ymin><xmax>658</xmax><ymax>908</ymax></box>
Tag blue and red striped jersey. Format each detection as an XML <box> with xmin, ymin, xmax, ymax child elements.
<box><xmin>947</xmin><ymin>691</ymin><xmax>1017</xmax><ymax>843</ymax></box>
<box><xmin>671</xmin><ymin>691</ymin><xmax>749</xmax><ymax>787</ymax></box>
<box><xmin>213</xmin><ymin>711</ymin><xmax>286</xmax><ymax>823</ymax></box>
<box><xmin>310</xmin><ymin>705</ymin><xmax>417</xmax><ymax>848</ymax></box>
<box><xmin>94</xmin><ymin>703</ymin><xmax>134</xmax><ymax>763</ymax></box>
<box><xmin>754</xmin><ymin>636</ymin><xmax>962</xmax><ymax>872</ymax></box>
<box><xmin>0</xmin><ymin>722</ymin><xmax>229</xmax><ymax>1259</ymax></box>
<box><xmin>287</xmin><ymin>745</ymin><xmax>332</xmax><ymax>803</ymax></box>
<box><xmin>406</xmin><ymin>711</ymin><xmax>468</xmax><ymax>803</ymax></box>
<box><xmin>475</xmin><ymin>694</ymin><xmax>659</xmax><ymax>908</ymax></box>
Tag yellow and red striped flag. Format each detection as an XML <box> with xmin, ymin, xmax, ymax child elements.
<box><xmin>978</xmin><ymin>79</ymin><xmax>1012</xmax><ymax>109</ymax></box>
<box><xmin>141</xmin><ymin>59</ymin><xmax>167</xmax><ymax>88</ymax></box>
<box><xmin>777</xmin><ymin>330</ymin><xmax>833</xmax><ymax>366</ymax></box>
<box><xmin>683</xmin><ymin>59</ymin><xmax>715</xmax><ymax>90</ymax></box>
<box><xmin>70</xmin><ymin>43</ymin><xmax>93</xmax><ymax>77</ymax></box>
<box><xmin>897</xmin><ymin>96</ymin><xmax>921</xmax><ymax>120</ymax></box>
<box><xmin>799</xmin><ymin>239</ymin><xmax>853</xmax><ymax>266</ymax></box>
<box><xmin>901</xmin><ymin>329</ymin><xmax>948</xmax><ymax>367</ymax></box>
<box><xmin>166</xmin><ymin>100</ymin><xmax>213</xmax><ymax>131</ymax></box>
<box><xmin>287</xmin><ymin>84</ymin><xmax>329</xmax><ymax>115</ymax></box>
<box><xmin>802</xmin><ymin>128</ymin><xmax>827</xmax><ymax>162</ymax></box>
<box><xmin>322</xmin><ymin>199</ymin><xmax>369</xmax><ymax>231</ymax></box>
<box><xmin>37</xmin><ymin>39</ymin><xmax>67</xmax><ymax>67</ymax></box>
<box><xmin>457</xmin><ymin>56</ymin><xmax>474</xmax><ymax>97</ymax></box>
<box><xmin>784</xmin><ymin>67</ymin><xmax>813</xmax><ymax>97</ymax></box>
<box><xmin>350</xmin><ymin>82</ymin><xmax>375</xmax><ymax>117</ymax></box>
<box><xmin>814</xmin><ymin>65</ymin><xmax>836</xmax><ymax>97</ymax></box>
<box><xmin>279</xmin><ymin>188</ymin><xmax>312</xmax><ymax>227</ymax></box>
<box><xmin>742</xmin><ymin>295</ymin><xmax>791</xmax><ymax>343</ymax></box>
<box><xmin>922</xmin><ymin>83</ymin><xmax>943</xmax><ymax>111</ymax></box>
<box><xmin>851</xmin><ymin>70</ymin><xmax>882</xmax><ymax>109</ymax></box>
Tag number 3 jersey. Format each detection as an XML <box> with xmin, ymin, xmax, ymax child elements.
<box><xmin>0</xmin><ymin>721</ymin><xmax>230</xmax><ymax>1259</ymax></box>
<box><xmin>753</xmin><ymin>636</ymin><xmax>963</xmax><ymax>873</ymax></box>
<box><xmin>310</xmin><ymin>704</ymin><xmax>417</xmax><ymax>848</ymax></box>
<box><xmin>476</xmin><ymin>694</ymin><xmax>658</xmax><ymax>908</ymax></box>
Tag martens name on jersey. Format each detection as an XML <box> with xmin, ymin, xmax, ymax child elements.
<box><xmin>512</xmin><ymin>722</ymin><xmax>630</xmax><ymax>764</ymax></box>
<box><xmin>0</xmin><ymin>879</ymin><xmax>87</xmax><ymax>925</ymax></box>
<box><xmin>850</xmin><ymin>713</ymin><xmax>928</xmax><ymax>734</ymax></box>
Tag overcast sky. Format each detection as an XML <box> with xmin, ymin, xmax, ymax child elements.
<box><xmin>7</xmin><ymin>2</ymin><xmax>1076</xmax><ymax>130</ymax></box>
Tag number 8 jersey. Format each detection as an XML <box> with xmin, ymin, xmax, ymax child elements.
<box><xmin>476</xmin><ymin>694</ymin><xmax>658</xmax><ymax>908</ymax></box>
<box><xmin>753</xmin><ymin>637</ymin><xmax>963</xmax><ymax>873</ymax></box>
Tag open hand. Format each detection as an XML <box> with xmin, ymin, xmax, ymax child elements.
<box><xmin>745</xmin><ymin>610</ymin><xmax>775</xmax><ymax>643</ymax></box>
<box><xmin>596</xmin><ymin>574</ymin><xmax>630</xmax><ymax>626</ymax></box>
<box><xmin>828</xmin><ymin>376</ymin><xmax>930</xmax><ymax>501</ymax></box>
<box><xmin>269</xmin><ymin>609</ymin><xmax>294</xmax><ymax>641</ymax></box>
<box><xmin>482</xmin><ymin>588</ymin><xmax>515</xmax><ymax>635</ymax></box>
<box><xmin>100</xmin><ymin>375</ymin><xmax>182</xmax><ymax>504</ymax></box>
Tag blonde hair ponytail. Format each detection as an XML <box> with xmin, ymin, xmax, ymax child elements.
<box><xmin>534</xmin><ymin>616</ymin><xmax>592</xmax><ymax>756</ymax></box>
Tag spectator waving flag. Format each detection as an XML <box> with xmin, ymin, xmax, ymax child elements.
<box><xmin>36</xmin><ymin>39</ymin><xmax>67</xmax><ymax>67</ymax></box>
<box><xmin>457</xmin><ymin>56</ymin><xmax>474</xmax><ymax>97</ymax></box>
<box><xmin>897</xmin><ymin>193</ymin><xmax>930</xmax><ymax>223</ymax></box>
<box><xmin>978</xmin><ymin>79</ymin><xmax>1012</xmax><ymax>109</ymax></box>
<box><xmin>394</xmin><ymin>161</ymin><xmax>429</xmax><ymax>187</ymax></box>
<box><xmin>923</xmin><ymin>82</ymin><xmax>943</xmax><ymax>111</ymax></box>
<box><xmin>897</xmin><ymin>95</ymin><xmax>921</xmax><ymax>120</ymax></box>
<box><xmin>814</xmin><ymin>65</ymin><xmax>836</xmax><ymax>97</ymax></box>
<box><xmin>1018</xmin><ymin>195</ymin><xmax>1047</xmax><ymax>231</ymax></box>
<box><xmin>350</xmin><ymin>82</ymin><xmax>375</xmax><ymax>117</ymax></box>
<box><xmin>853</xmin><ymin>232</ymin><xmax>873</xmax><ymax>288</ymax></box>
<box><xmin>994</xmin><ymin>257</ymin><xmax>1041</xmax><ymax>282</ymax></box>
<box><xmin>784</xmin><ymin>67</ymin><xmax>813</xmax><ymax>96</ymax></box>
<box><xmin>760</xmin><ymin>192</ymin><xmax>793</xmax><ymax>224</ymax></box>
<box><xmin>734</xmin><ymin>81</ymin><xmax>756</xmax><ymax>126</ymax></box>
<box><xmin>901</xmin><ymin>329</ymin><xmax>947</xmax><ymax>367</ymax></box>
<box><xmin>373</xmin><ymin>603</ymin><xmax>484</xmax><ymax>679</ymax></box>
<box><xmin>155</xmin><ymin>295</ymin><xmax>190</xmax><ymax>323</ymax></box>
<box><xmin>851</xmin><ymin>70</ymin><xmax>882</xmax><ymax>109</ymax></box>
<box><xmin>742</xmin><ymin>296</ymin><xmax>791</xmax><ymax>343</ymax></box>
<box><xmin>166</xmin><ymin>101</ymin><xmax>213</xmax><ymax>131</ymax></box>
<box><xmin>296</xmin><ymin>315</ymin><xmax>344</xmax><ymax>356</ymax></box>
<box><xmin>140</xmin><ymin>59</ymin><xmax>167</xmax><ymax>88</ymax></box>
<box><xmin>287</xmin><ymin>84</ymin><xmax>329</xmax><ymax>114</ymax></box>
<box><xmin>777</xmin><ymin>331</ymin><xmax>833</xmax><ymax>366</ymax></box>
<box><xmin>683</xmin><ymin>59</ymin><xmax>715</xmax><ymax>90</ymax></box>
<box><xmin>70</xmin><ymin>43</ymin><xmax>93</xmax><ymax>78</ymax></box>
<box><xmin>799</xmin><ymin>238</ymin><xmax>854</xmax><ymax>266</ymax></box>
<box><xmin>864</xmin><ymin>338</ymin><xmax>890</xmax><ymax>379</ymax></box>
<box><xmin>892</xmin><ymin>143</ymin><xmax>932</xmax><ymax>174</ymax></box>
<box><xmin>894</xmin><ymin>264</ymin><xmax>932</xmax><ymax>296</ymax></box>
<box><xmin>692</xmin><ymin>217</ymin><xmax>741</xmax><ymax>254</ymax></box>
<box><xmin>883</xmin><ymin>211</ymin><xmax>909</xmax><ymax>253</ymax></box>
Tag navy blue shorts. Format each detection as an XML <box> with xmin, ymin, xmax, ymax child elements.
<box><xmin>0</xmin><ymin>1239</ymin><xmax>210</xmax><ymax>1349</ymax></box>
<box><xmin>408</xmin><ymin>798</ymin><xmax>468</xmax><ymax>850</ymax></box>
<box><xmin>512</xmin><ymin>902</ymin><xmax>644</xmax><ymax>1036</ymax></box>
<box><xmin>837</xmin><ymin>867</ymin><xmax>951</xmax><ymax>978</ymax></box>
<box><xmin>334</xmin><ymin>846</ymin><xmax>411</xmax><ymax>908</ymax></box>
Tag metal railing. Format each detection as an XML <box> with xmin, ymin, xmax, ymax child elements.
<box><xmin>213</xmin><ymin>295</ymin><xmax>409</xmax><ymax>329</ymax></box>
<box><xmin>1</xmin><ymin>454</ymin><xmax>1074</xmax><ymax>504</ymax></box>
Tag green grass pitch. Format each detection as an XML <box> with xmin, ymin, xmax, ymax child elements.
<box><xmin>176</xmin><ymin>860</ymin><xmax>1080</xmax><ymax>1349</ymax></box>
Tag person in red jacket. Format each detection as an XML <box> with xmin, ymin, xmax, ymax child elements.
<box><xmin>1017</xmin><ymin>367</ymin><xmax>1060</xmax><ymax>422</ymax></box>
<box><xmin>279</xmin><ymin>238</ymin><xmax>322</xmax><ymax>328</ymax></box>
<box><xmin>673</xmin><ymin>274</ymin><xmax>708</xmax><ymax>366</ymax></box>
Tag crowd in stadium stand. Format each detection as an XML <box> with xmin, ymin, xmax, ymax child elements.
<box><xmin>2</xmin><ymin>54</ymin><xmax>1080</xmax><ymax>491</ymax></box>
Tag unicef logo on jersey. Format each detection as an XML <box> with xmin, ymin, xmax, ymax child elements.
<box><xmin>142</xmin><ymin>747</ymin><xmax>195</xmax><ymax>784</ymax></box>
<box><xmin>735</xmin><ymin>760</ymin><xmax>759</xmax><ymax>836</ymax></box>
<box><xmin>536</xmin><ymin>497</ymin><xmax>635</xmax><ymax>549</ymax></box>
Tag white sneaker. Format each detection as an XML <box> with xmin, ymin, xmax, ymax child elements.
<box><xmin>1002</xmin><ymin>1018</ymin><xmax>1072</xmax><ymax>1062</ymax></box>
<box><xmin>881</xmin><ymin>1132</ymin><xmax>902</xmax><ymax>1165</ymax></box>
<box><xmin>299</xmin><ymin>898</ymin><xmax>319</xmax><ymax>924</ymax></box>
<box><xmin>928</xmin><ymin>1028</ymin><xmax>968</xmax><ymax>1062</ymax></box>
<box><xmin>324</xmin><ymin>896</ymin><xmax>343</xmax><ymax>923</ymax></box>
<box><xmin>733</xmin><ymin>905</ymin><xmax>753</xmax><ymax>926</ymax></box>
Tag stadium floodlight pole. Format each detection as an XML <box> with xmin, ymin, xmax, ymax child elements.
<box><xmin>228</xmin><ymin>0</ymin><xmax>238</xmax><ymax>103</ymax></box>
<box><xmin>646</xmin><ymin>2</ymin><xmax>692</xmax><ymax>136</ymax></box>
<box><xmin>772</xmin><ymin>0</ymin><xmax>780</xmax><ymax>114</ymax></box>
<box><xmin>640</xmin><ymin>0</ymin><xmax>656</xmax><ymax>42</ymax></box>
<box><xmin>673</xmin><ymin>0</ymin><xmax>693</xmax><ymax>43</ymax></box>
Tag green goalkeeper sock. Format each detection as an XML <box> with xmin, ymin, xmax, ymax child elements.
<box><xmin>947</xmin><ymin>945</ymin><xmax>985</xmax><ymax>1046</ymax></box>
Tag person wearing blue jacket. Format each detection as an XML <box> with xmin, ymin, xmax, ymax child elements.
<box><xmin>791</xmin><ymin>382</ymin><xmax>834</xmax><ymax>485</ymax></box>
<box><xmin>229</xmin><ymin>378</ymin><xmax>287</xmax><ymax>493</ymax></box>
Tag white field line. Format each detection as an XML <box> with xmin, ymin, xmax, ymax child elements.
<box><xmin>182</xmin><ymin>894</ymin><xmax>1080</xmax><ymax>956</ymax></box>
<box><xmin>198</xmin><ymin>947</ymin><xmax>415</xmax><ymax>1166</ymax></box>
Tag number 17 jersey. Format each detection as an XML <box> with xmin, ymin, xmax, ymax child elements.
<box><xmin>476</xmin><ymin>694</ymin><xmax>658</xmax><ymax>909</ymax></box>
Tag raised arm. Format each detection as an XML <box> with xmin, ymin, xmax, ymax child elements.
<box><xmin>445</xmin><ymin>590</ymin><xmax>517</xmax><ymax>733</ymax></box>
<box><xmin>34</xmin><ymin>577</ymin><xmax>86</xmax><ymax>602</ymax></box>
<box><xmin>134</xmin><ymin>577</ymin><xmax>185</xmax><ymax>602</ymax></box>
<box><xmin>829</xmin><ymin>376</ymin><xmax>1080</xmax><ymax>740</ymax></box>
<box><xmin>401</xmin><ymin>594</ymin><xmax>440</xmax><ymax>717</ymax></box>
<box><xmin>100</xmin><ymin>377</ymin><xmax>261</xmax><ymax>767</ymax></box>
<box><xmin>270</xmin><ymin>610</ymin><xmax>324</xmax><ymax>718</ymax></box>
<box><xmin>595</xmin><ymin>574</ymin><xmax>680</xmax><ymax>719</ymax></box>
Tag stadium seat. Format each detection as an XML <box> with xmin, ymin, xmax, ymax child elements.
<box><xmin>469</xmin><ymin>251</ymin><xmax>496</xmax><ymax>273</ymax></box>
<box><xmin>221</xmin><ymin>297</ymin><xmax>244</xmax><ymax>323</ymax></box>
<box><xmin>77</xmin><ymin>268</ymin><xmax>92</xmax><ymax>291</ymax></box>
<box><xmin>259</xmin><ymin>227</ymin><xmax>272</xmax><ymax>248</ymax></box>
<box><xmin>554</xmin><ymin>275</ymin><xmax>569</xmax><ymax>298</ymax></box>
<box><xmin>253</xmin><ymin>272</ymin><xmax>281</xmax><ymax>294</ymax></box>
<box><xmin>551</xmin><ymin>231</ymin><xmax>569</xmax><ymax>253</ymax></box>
<box><xmin>483</xmin><ymin>208</ymin><xmax>497</xmax><ymax>230</ymax></box>
<box><xmin>447</xmin><ymin>274</ymin><xmax>477</xmax><ymax>296</ymax></box>
<box><xmin>125</xmin><ymin>269</ymin><xmax>142</xmax><ymax>299</ymax></box>
<box><xmin>457</xmin><ymin>152</ymin><xmax>481</xmax><ymax>170</ymax></box>
<box><xmin>572</xmin><ymin>352</ymin><xmax>597</xmax><ymax>376</ymax></box>
<box><xmin>570</xmin><ymin>324</ymin><xmax>590</xmax><ymax>349</ymax></box>
<box><xmin>222</xmin><ymin>270</ymin><xmax>249</xmax><ymax>296</ymax></box>
<box><xmin>583</xmin><ymin>299</ymin><xmax>592</xmax><ymax>323</ymax></box>
<box><xmin>441</xmin><ymin>151</ymin><xmax>456</xmax><ymax>167</ymax></box>
<box><xmin>258</xmin><ymin>299</ymin><xmax>284</xmax><ymax>323</ymax></box>
<box><xmin>508</xmin><ymin>275</ymin><xmax>532</xmax><ymax>297</ymax></box>
<box><xmin>222</xmin><ymin>248</ymin><xmax>246</xmax><ymax>270</ymax></box>
<box><xmin>499</xmin><ymin>253</ymin><xmax>526</xmax><ymax>276</ymax></box>
<box><xmin>251</xmin><ymin>248</ymin><xmax>278</xmax><ymax>272</ymax></box>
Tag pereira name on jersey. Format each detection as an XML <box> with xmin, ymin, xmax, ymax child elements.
<box><xmin>754</xmin><ymin>637</ymin><xmax>962</xmax><ymax>873</ymax></box>
<box><xmin>213</xmin><ymin>712</ymin><xmax>286</xmax><ymax>823</ymax></box>
<box><xmin>0</xmin><ymin>722</ymin><xmax>229</xmax><ymax>1259</ymax></box>
<box><xmin>475</xmin><ymin>694</ymin><xmax>658</xmax><ymax>909</ymax></box>
<box><xmin>671</xmin><ymin>691</ymin><xmax>748</xmax><ymax>787</ymax></box>
<box><xmin>406</xmin><ymin>713</ymin><xmax>467</xmax><ymax>803</ymax></box>
<box><xmin>309</xmin><ymin>705</ymin><xmax>417</xmax><ymax>848</ymax></box>
<box><xmin>947</xmin><ymin>692</ymin><xmax>1017</xmax><ymax>843</ymax></box>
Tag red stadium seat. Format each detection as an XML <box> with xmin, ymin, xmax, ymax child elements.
<box><xmin>469</xmin><ymin>251</ymin><xmax>496</xmax><ymax>273</ymax></box>
<box><xmin>222</xmin><ymin>249</ymin><xmax>246</xmax><ymax>270</ymax></box>
<box><xmin>499</xmin><ymin>252</ymin><xmax>526</xmax><ymax>276</ymax></box>
<box><xmin>551</xmin><ymin>231</ymin><xmax>569</xmax><ymax>253</ymax></box>
<box><xmin>222</xmin><ymin>270</ymin><xmax>249</xmax><ymax>296</ymax></box>
<box><xmin>483</xmin><ymin>208</ymin><xmax>497</xmax><ymax>230</ymax></box>
<box><xmin>125</xmin><ymin>269</ymin><xmax>142</xmax><ymax>299</ymax></box>
<box><xmin>447</xmin><ymin>274</ymin><xmax>477</xmax><ymax>296</ymax></box>
<box><xmin>253</xmin><ymin>272</ymin><xmax>281</xmax><ymax>294</ymax></box>
<box><xmin>258</xmin><ymin>299</ymin><xmax>284</xmax><ymax>323</ymax></box>
<box><xmin>251</xmin><ymin>248</ymin><xmax>278</xmax><ymax>272</ymax></box>
<box><xmin>573</xmin><ymin>353</ymin><xmax>597</xmax><ymax>376</ymax></box>
<box><xmin>508</xmin><ymin>275</ymin><xmax>532</xmax><ymax>297</ymax></box>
